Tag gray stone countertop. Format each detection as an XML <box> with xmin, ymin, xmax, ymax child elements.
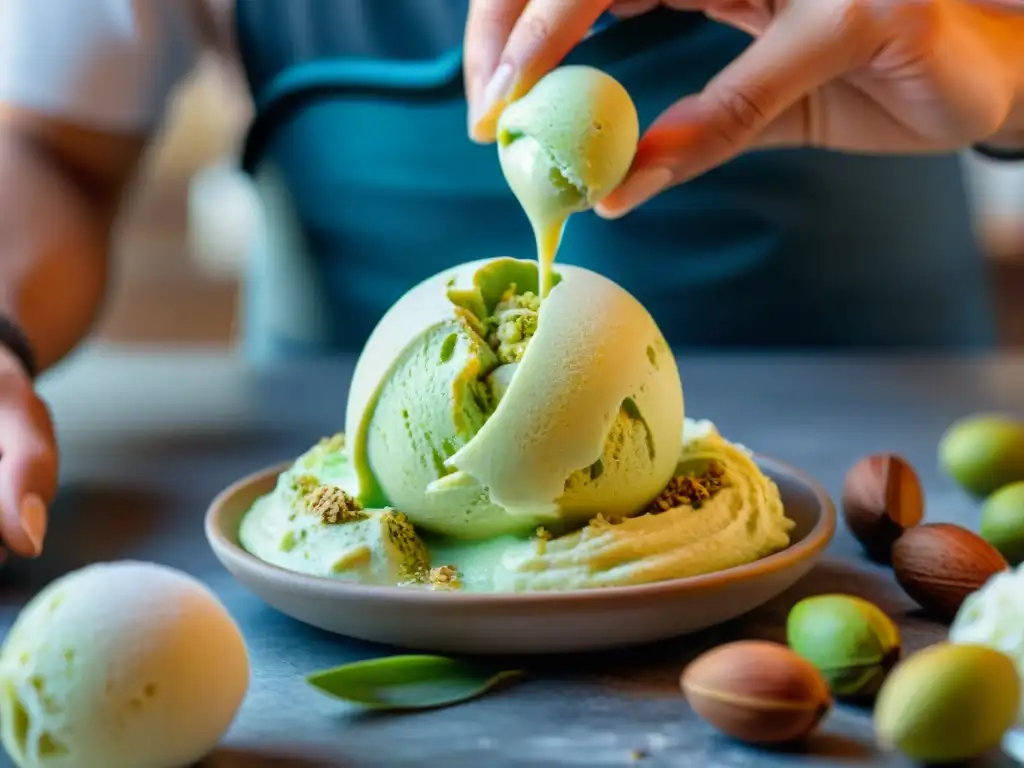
<box><xmin>3</xmin><ymin>345</ymin><xmax>1024</xmax><ymax>767</ymax></box>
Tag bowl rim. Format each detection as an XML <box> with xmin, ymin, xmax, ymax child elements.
<box><xmin>204</xmin><ymin>453</ymin><xmax>836</xmax><ymax>607</ymax></box>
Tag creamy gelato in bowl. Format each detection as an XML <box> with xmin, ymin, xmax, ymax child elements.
<box><xmin>238</xmin><ymin>419</ymin><xmax>793</xmax><ymax>593</ymax></box>
<box><xmin>206</xmin><ymin>436</ymin><xmax>832</xmax><ymax>654</ymax></box>
<box><xmin>230</xmin><ymin>256</ymin><xmax>799</xmax><ymax>601</ymax></box>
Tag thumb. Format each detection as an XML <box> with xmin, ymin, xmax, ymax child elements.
<box><xmin>0</xmin><ymin>392</ymin><xmax>57</xmax><ymax>558</ymax></box>
<box><xmin>596</xmin><ymin>3</ymin><xmax>873</xmax><ymax>218</ymax></box>
<box><xmin>468</xmin><ymin>0</ymin><xmax>613</xmax><ymax>142</ymax></box>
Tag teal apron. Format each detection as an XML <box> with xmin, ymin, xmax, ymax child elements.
<box><xmin>235</xmin><ymin>0</ymin><xmax>997</xmax><ymax>358</ymax></box>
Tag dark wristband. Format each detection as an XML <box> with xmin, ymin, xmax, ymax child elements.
<box><xmin>0</xmin><ymin>316</ymin><xmax>37</xmax><ymax>380</ymax></box>
<box><xmin>973</xmin><ymin>142</ymin><xmax>1024</xmax><ymax>162</ymax></box>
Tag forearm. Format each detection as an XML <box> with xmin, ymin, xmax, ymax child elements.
<box><xmin>0</xmin><ymin>115</ymin><xmax>145</xmax><ymax>372</ymax></box>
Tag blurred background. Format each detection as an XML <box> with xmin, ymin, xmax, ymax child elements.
<box><xmin>100</xmin><ymin>54</ymin><xmax>1024</xmax><ymax>349</ymax></box>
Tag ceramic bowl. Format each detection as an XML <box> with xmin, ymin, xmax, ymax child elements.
<box><xmin>206</xmin><ymin>455</ymin><xmax>835</xmax><ymax>655</ymax></box>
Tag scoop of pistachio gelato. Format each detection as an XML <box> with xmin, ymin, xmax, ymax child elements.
<box><xmin>497</xmin><ymin>66</ymin><xmax>639</xmax><ymax>227</ymax></box>
<box><xmin>344</xmin><ymin>257</ymin><xmax>684</xmax><ymax>540</ymax></box>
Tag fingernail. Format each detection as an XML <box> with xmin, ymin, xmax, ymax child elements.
<box><xmin>466</xmin><ymin>74</ymin><xmax>485</xmax><ymax>134</ymax></box>
<box><xmin>471</xmin><ymin>62</ymin><xmax>516</xmax><ymax>130</ymax></box>
<box><xmin>20</xmin><ymin>494</ymin><xmax>46</xmax><ymax>554</ymax></box>
<box><xmin>598</xmin><ymin>167</ymin><xmax>673</xmax><ymax>219</ymax></box>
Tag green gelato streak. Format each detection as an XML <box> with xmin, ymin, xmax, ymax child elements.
<box><xmin>352</xmin><ymin>259</ymin><xmax>562</xmax><ymax>540</ymax></box>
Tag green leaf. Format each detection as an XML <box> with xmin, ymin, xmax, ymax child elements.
<box><xmin>305</xmin><ymin>655</ymin><xmax>525</xmax><ymax>711</ymax></box>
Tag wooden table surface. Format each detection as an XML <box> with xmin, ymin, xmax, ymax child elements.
<box><xmin>4</xmin><ymin>345</ymin><xmax>1024</xmax><ymax>767</ymax></box>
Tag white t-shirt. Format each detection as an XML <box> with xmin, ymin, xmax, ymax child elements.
<box><xmin>0</xmin><ymin>0</ymin><xmax>214</xmax><ymax>132</ymax></box>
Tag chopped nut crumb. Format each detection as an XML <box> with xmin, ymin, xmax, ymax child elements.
<box><xmin>303</xmin><ymin>485</ymin><xmax>367</xmax><ymax>524</ymax></box>
<box><xmin>383</xmin><ymin>511</ymin><xmax>431</xmax><ymax>584</ymax></box>
<box><xmin>535</xmin><ymin>526</ymin><xmax>552</xmax><ymax>553</ymax></box>
<box><xmin>486</xmin><ymin>289</ymin><xmax>540</xmax><ymax>364</ymax></box>
<box><xmin>429</xmin><ymin>565</ymin><xmax>463</xmax><ymax>590</ymax></box>
<box><xmin>647</xmin><ymin>462</ymin><xmax>726</xmax><ymax>513</ymax></box>
<box><xmin>290</xmin><ymin>473</ymin><xmax>320</xmax><ymax>497</ymax></box>
<box><xmin>318</xmin><ymin>432</ymin><xmax>346</xmax><ymax>452</ymax></box>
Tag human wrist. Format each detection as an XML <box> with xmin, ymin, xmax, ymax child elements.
<box><xmin>0</xmin><ymin>315</ymin><xmax>38</xmax><ymax>381</ymax></box>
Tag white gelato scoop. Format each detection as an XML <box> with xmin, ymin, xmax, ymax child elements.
<box><xmin>0</xmin><ymin>561</ymin><xmax>250</xmax><ymax>768</ymax></box>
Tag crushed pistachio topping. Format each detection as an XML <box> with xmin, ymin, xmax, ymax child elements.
<box><xmin>303</xmin><ymin>485</ymin><xmax>368</xmax><ymax>524</ymax></box>
<box><xmin>301</xmin><ymin>432</ymin><xmax>346</xmax><ymax>470</ymax></box>
<box><xmin>290</xmin><ymin>473</ymin><xmax>320</xmax><ymax>497</ymax></box>
<box><xmin>535</xmin><ymin>526</ymin><xmax>552</xmax><ymax>554</ymax></box>
<box><xmin>486</xmin><ymin>287</ymin><xmax>540</xmax><ymax>364</ymax></box>
<box><xmin>429</xmin><ymin>565</ymin><xmax>463</xmax><ymax>590</ymax></box>
<box><xmin>647</xmin><ymin>462</ymin><xmax>726</xmax><ymax>513</ymax></box>
<box><xmin>382</xmin><ymin>510</ymin><xmax>431</xmax><ymax>584</ymax></box>
<box><xmin>588</xmin><ymin>513</ymin><xmax>622</xmax><ymax>531</ymax></box>
<box><xmin>318</xmin><ymin>432</ymin><xmax>345</xmax><ymax>452</ymax></box>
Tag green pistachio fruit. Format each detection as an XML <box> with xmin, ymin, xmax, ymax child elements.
<box><xmin>980</xmin><ymin>481</ymin><xmax>1024</xmax><ymax>565</ymax></box>
<box><xmin>874</xmin><ymin>642</ymin><xmax>1021</xmax><ymax>763</ymax></box>
<box><xmin>786</xmin><ymin>594</ymin><xmax>900</xmax><ymax>699</ymax></box>
<box><xmin>939</xmin><ymin>414</ymin><xmax>1024</xmax><ymax>498</ymax></box>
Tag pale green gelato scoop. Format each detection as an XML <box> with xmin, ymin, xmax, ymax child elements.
<box><xmin>498</xmin><ymin>65</ymin><xmax>639</xmax><ymax>215</ymax></box>
<box><xmin>496</xmin><ymin>66</ymin><xmax>639</xmax><ymax>297</ymax></box>
<box><xmin>344</xmin><ymin>257</ymin><xmax>684</xmax><ymax>541</ymax></box>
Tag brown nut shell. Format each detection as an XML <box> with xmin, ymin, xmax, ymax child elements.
<box><xmin>842</xmin><ymin>454</ymin><xmax>924</xmax><ymax>561</ymax></box>
<box><xmin>681</xmin><ymin>640</ymin><xmax>832</xmax><ymax>745</ymax></box>
<box><xmin>891</xmin><ymin>523</ymin><xmax>1008</xmax><ymax>622</ymax></box>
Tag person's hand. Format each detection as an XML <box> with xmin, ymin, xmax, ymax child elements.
<box><xmin>0</xmin><ymin>346</ymin><xmax>56</xmax><ymax>559</ymax></box>
<box><xmin>464</xmin><ymin>0</ymin><xmax>1024</xmax><ymax>217</ymax></box>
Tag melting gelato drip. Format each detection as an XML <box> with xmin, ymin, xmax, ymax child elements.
<box><xmin>496</xmin><ymin>66</ymin><xmax>639</xmax><ymax>299</ymax></box>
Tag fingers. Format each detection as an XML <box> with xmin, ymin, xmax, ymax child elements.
<box><xmin>755</xmin><ymin>81</ymin><xmax>965</xmax><ymax>154</ymax></box>
<box><xmin>464</xmin><ymin>0</ymin><xmax>530</xmax><ymax>133</ymax></box>
<box><xmin>966</xmin><ymin>0</ymin><xmax>1024</xmax><ymax>14</ymax></box>
<box><xmin>596</xmin><ymin>3</ymin><xmax>876</xmax><ymax>218</ymax></box>
<box><xmin>608</xmin><ymin>0</ymin><xmax>662</xmax><ymax>18</ymax></box>
<box><xmin>467</xmin><ymin>0</ymin><xmax>613</xmax><ymax>143</ymax></box>
<box><xmin>0</xmin><ymin>384</ymin><xmax>57</xmax><ymax>557</ymax></box>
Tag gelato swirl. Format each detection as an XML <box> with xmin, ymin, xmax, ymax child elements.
<box><xmin>490</xmin><ymin>420</ymin><xmax>791</xmax><ymax>591</ymax></box>
<box><xmin>239</xmin><ymin>420</ymin><xmax>794</xmax><ymax>592</ymax></box>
